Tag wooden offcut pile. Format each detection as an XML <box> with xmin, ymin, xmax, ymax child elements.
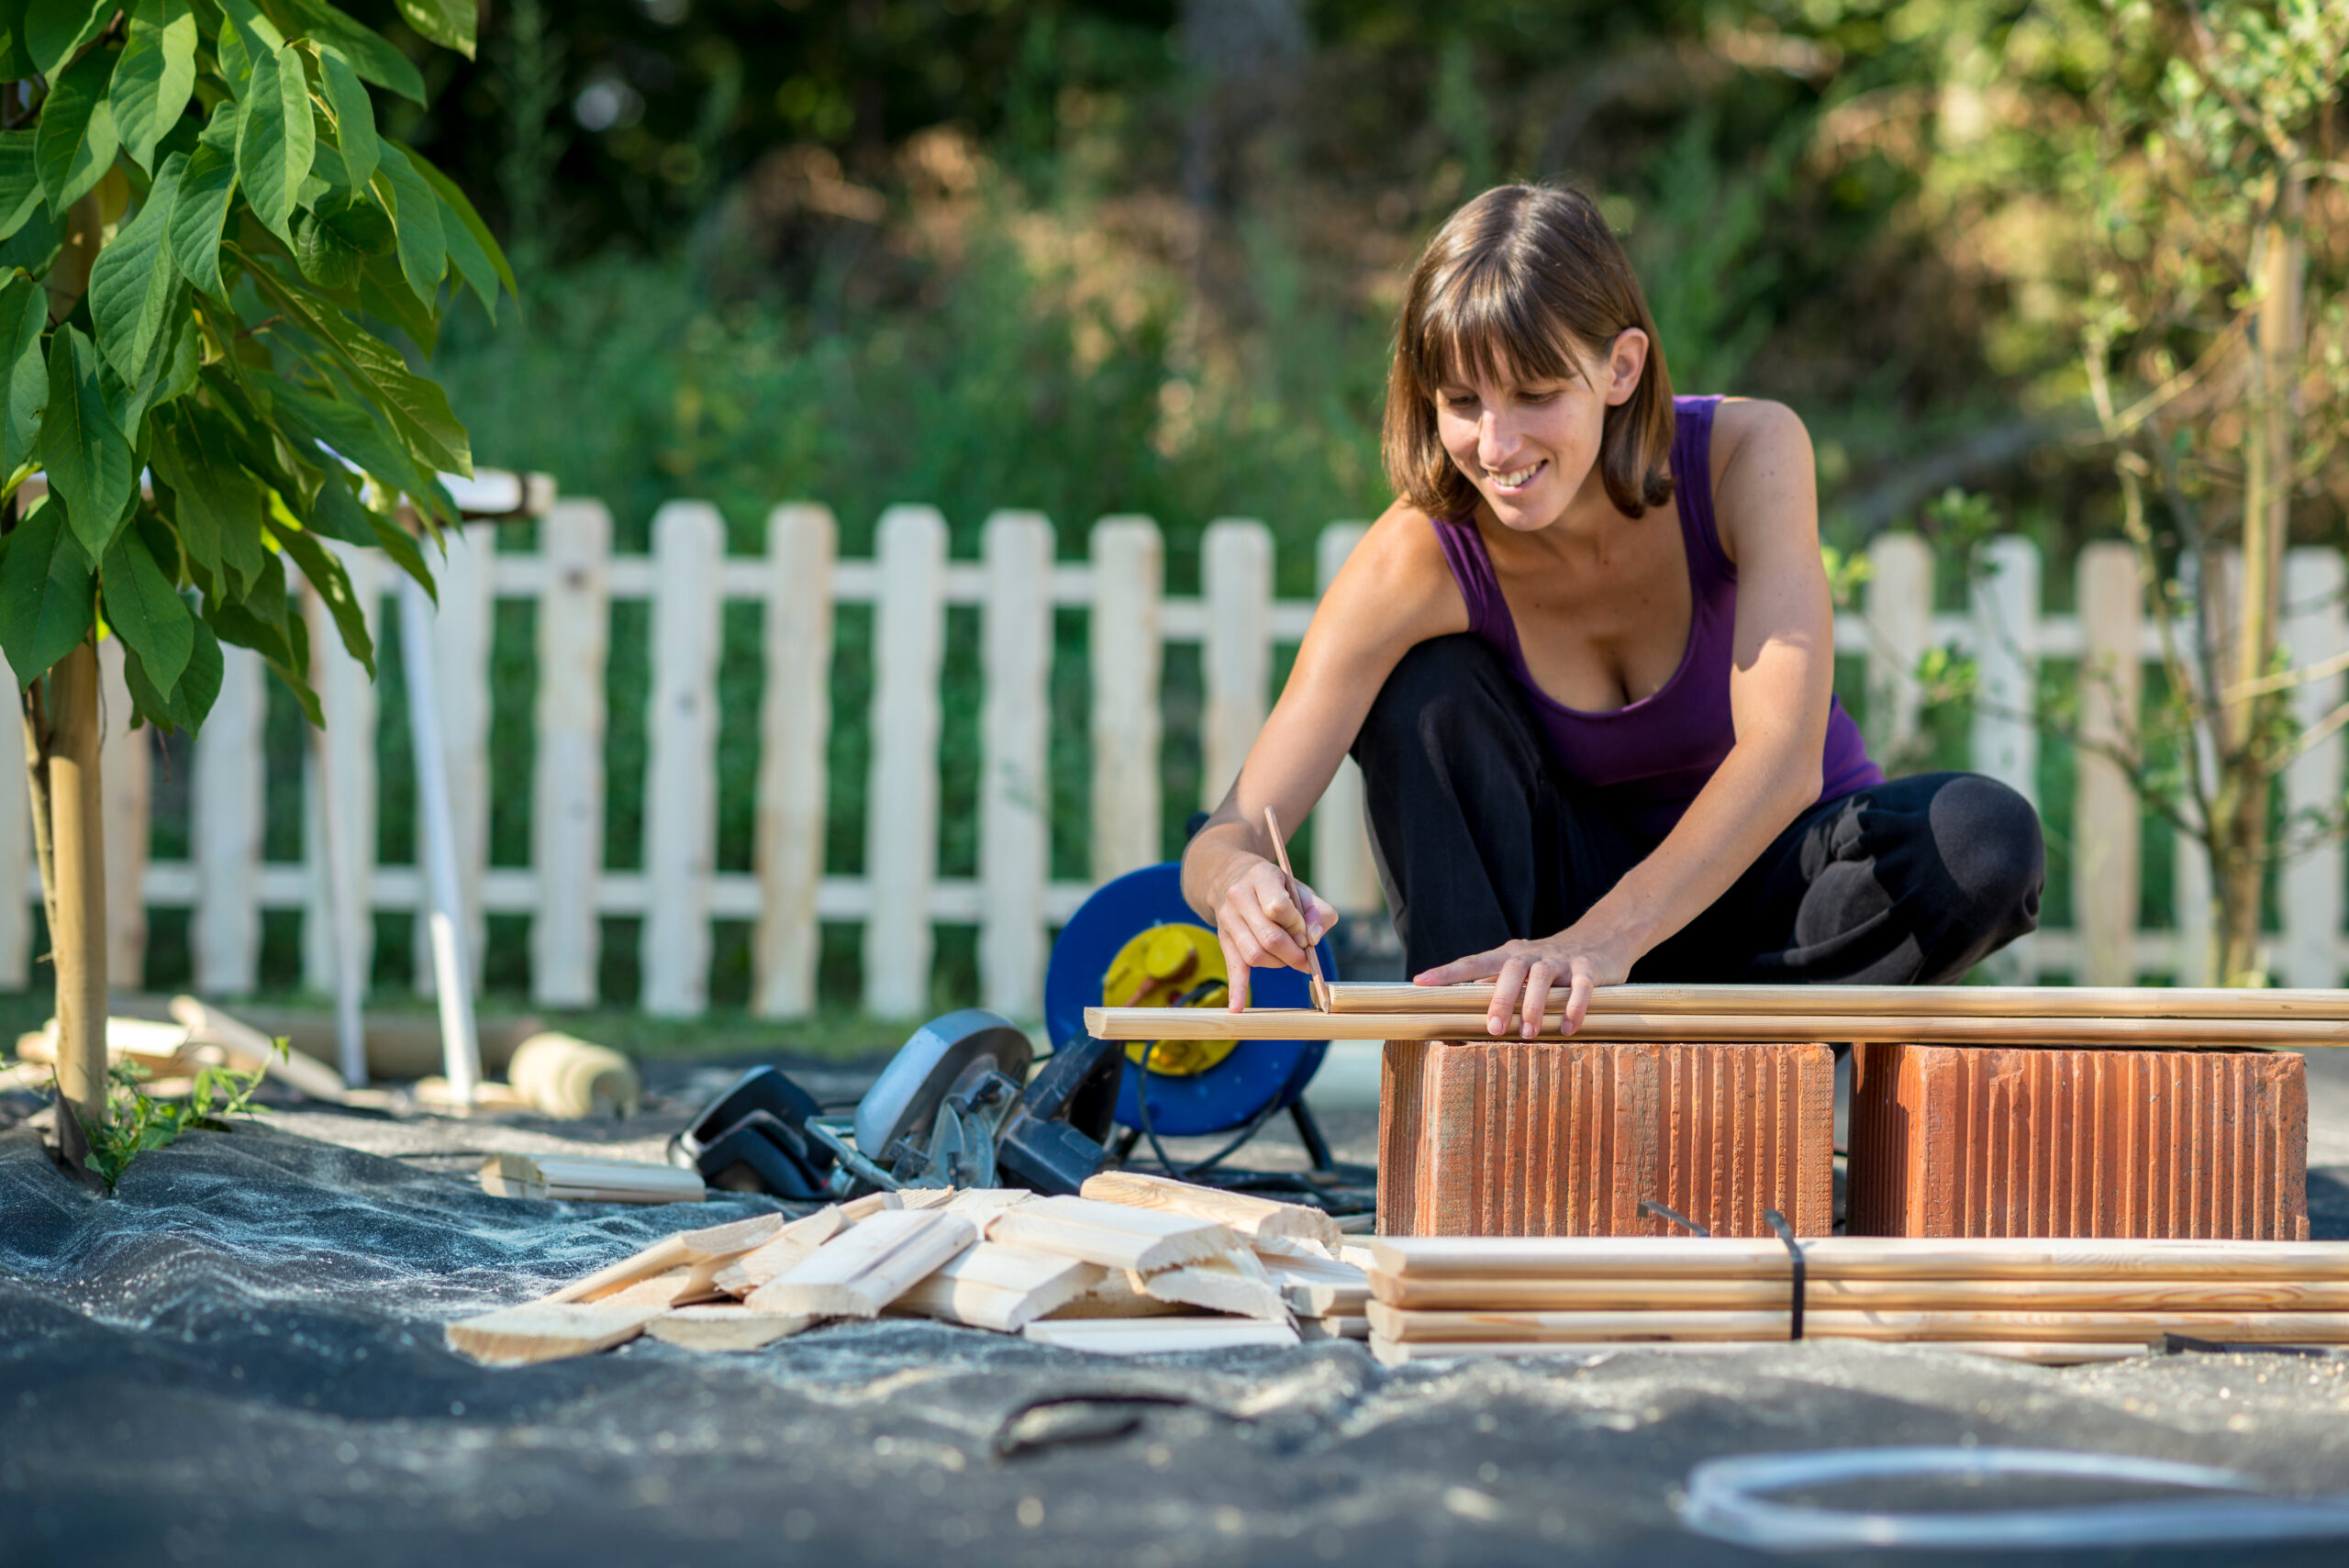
<box><xmin>446</xmin><ymin>1173</ymin><xmax>1373</xmax><ymax>1365</ymax></box>
<box><xmin>1364</xmin><ymin>1236</ymin><xmax>2349</xmax><ymax>1366</ymax></box>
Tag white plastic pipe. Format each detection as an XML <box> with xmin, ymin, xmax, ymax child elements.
<box><xmin>398</xmin><ymin>571</ymin><xmax>483</xmax><ymax>1105</ymax></box>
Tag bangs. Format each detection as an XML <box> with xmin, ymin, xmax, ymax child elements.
<box><xmin>1409</xmin><ymin>257</ymin><xmax>1591</xmax><ymax>394</ymax></box>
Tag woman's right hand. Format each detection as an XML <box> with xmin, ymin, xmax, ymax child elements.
<box><xmin>1209</xmin><ymin>854</ymin><xmax>1337</xmax><ymax>1011</ymax></box>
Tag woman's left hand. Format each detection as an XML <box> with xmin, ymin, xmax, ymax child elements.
<box><xmin>1413</xmin><ymin>924</ymin><xmax>1640</xmax><ymax>1039</ymax></box>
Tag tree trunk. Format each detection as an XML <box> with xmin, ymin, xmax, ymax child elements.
<box><xmin>2217</xmin><ymin>183</ymin><xmax>2305</xmax><ymax>986</ymax></box>
<box><xmin>46</xmin><ymin>642</ymin><xmax>106</xmax><ymax>1160</ymax></box>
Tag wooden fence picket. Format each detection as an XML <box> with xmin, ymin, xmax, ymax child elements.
<box><xmin>979</xmin><ymin>511</ymin><xmax>1053</xmax><ymax>1018</ymax></box>
<box><xmin>1864</xmin><ymin>532</ymin><xmax>1934</xmax><ymax>766</ymax></box>
<box><xmin>1970</xmin><ymin>536</ymin><xmax>2041</xmax><ymax>982</ymax></box>
<box><xmin>192</xmin><ymin>647</ymin><xmax>266</xmax><ymax>996</ymax></box>
<box><xmin>641</xmin><ymin>503</ymin><xmax>726</xmax><ymax>1017</ymax></box>
<box><xmin>302</xmin><ymin>546</ymin><xmax>380</xmax><ymax>997</ymax></box>
<box><xmin>1200</xmin><ymin>518</ymin><xmax>1273</xmax><ymax>812</ymax></box>
<box><xmin>1309</xmin><ymin>523</ymin><xmax>1383</xmax><ymax>917</ymax></box>
<box><xmin>863</xmin><ymin>505</ymin><xmax>949</xmax><ymax>1018</ymax></box>
<box><xmin>2076</xmin><ymin>542</ymin><xmax>2143</xmax><ymax>986</ymax></box>
<box><xmin>751</xmin><ymin>504</ymin><xmax>836</xmax><ymax>1018</ymax></box>
<box><xmin>2283</xmin><ymin>547</ymin><xmax>2345</xmax><ymax>988</ymax></box>
<box><xmin>1089</xmin><ymin>517</ymin><xmax>1162</xmax><ymax>884</ymax></box>
<box><xmin>529</xmin><ymin>500</ymin><xmax>611</xmax><ymax>1007</ymax></box>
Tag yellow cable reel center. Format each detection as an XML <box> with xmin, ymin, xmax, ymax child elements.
<box><xmin>1104</xmin><ymin>923</ymin><xmax>1237</xmax><ymax>1076</ymax></box>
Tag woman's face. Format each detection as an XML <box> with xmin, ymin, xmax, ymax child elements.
<box><xmin>1432</xmin><ymin>328</ymin><xmax>1646</xmax><ymax>531</ymax></box>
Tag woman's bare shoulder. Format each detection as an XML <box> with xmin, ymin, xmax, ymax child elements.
<box><xmin>1707</xmin><ymin>398</ymin><xmax>1812</xmax><ymax>492</ymax></box>
<box><xmin>1313</xmin><ymin>498</ymin><xmax>1470</xmax><ymax>650</ymax></box>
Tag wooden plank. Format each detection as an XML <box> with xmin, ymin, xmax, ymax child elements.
<box><xmin>530</xmin><ymin>500</ymin><xmax>612</xmax><ymax>1007</ymax></box>
<box><xmin>863</xmin><ymin>505</ymin><xmax>948</xmax><ymax>1018</ymax></box>
<box><xmin>709</xmin><ymin>1205</ymin><xmax>852</xmax><ymax>1296</ymax></box>
<box><xmin>1322</xmin><ymin>982</ymin><xmax>2349</xmax><ymax>1020</ymax></box>
<box><xmin>1134</xmin><ymin>1251</ymin><xmax>1288</xmax><ymax>1321</ymax></box>
<box><xmin>1079</xmin><ymin>1170</ymin><xmax>1342</xmax><ymax>1249</ymax></box>
<box><xmin>1864</xmin><ymin>531</ymin><xmax>1933</xmax><ymax>767</ymax></box>
<box><xmin>0</xmin><ymin>643</ymin><xmax>27</xmax><ymax>990</ymax></box>
<box><xmin>445</xmin><ymin>1303</ymin><xmax>662</xmax><ymax>1365</ymax></box>
<box><xmin>1089</xmin><ymin>516</ymin><xmax>1162</xmax><ymax>883</ymax></box>
<box><xmin>1262</xmin><ymin>1252</ymin><xmax>1372</xmax><ymax>1317</ymax></box>
<box><xmin>747</xmin><ymin>1209</ymin><xmax>976</xmax><ymax>1318</ymax></box>
<box><xmin>479</xmin><ymin>1152</ymin><xmax>707</xmax><ymax>1206</ymax></box>
<box><xmin>985</xmin><ymin>1195</ymin><xmax>1241</xmax><ymax>1273</ymax></box>
<box><xmin>641</xmin><ymin>502</ymin><xmax>727</xmax><ymax>1016</ymax></box>
<box><xmin>1310</xmin><ymin>523</ymin><xmax>1382</xmax><ymax>917</ymax></box>
<box><xmin>1367</xmin><ymin>1337</ymin><xmax>2147</xmax><ymax>1367</ymax></box>
<box><xmin>96</xmin><ymin>635</ymin><xmax>150</xmax><ymax>988</ymax></box>
<box><xmin>1199</xmin><ymin>517</ymin><xmax>1272</xmax><ymax>811</ymax></box>
<box><xmin>1087</xmin><ymin>1006</ymin><xmax>2349</xmax><ymax>1046</ymax></box>
<box><xmin>646</xmin><ymin>1306</ymin><xmax>817</xmax><ymax>1351</ymax></box>
<box><xmin>2174</xmin><ymin>550</ymin><xmax>2238</xmax><ymax>984</ymax></box>
<box><xmin>979</xmin><ymin>510</ymin><xmax>1052</xmax><ymax>1018</ymax></box>
<box><xmin>891</xmin><ymin>1240</ymin><xmax>1106</xmax><ymax>1332</ymax></box>
<box><xmin>1364</xmin><ymin>1301</ymin><xmax>2349</xmax><ymax>1345</ymax></box>
<box><xmin>191</xmin><ymin>647</ymin><xmax>265</xmax><ymax>995</ymax></box>
<box><xmin>1366</xmin><ymin>1235</ymin><xmax>2349</xmax><ymax>1281</ymax></box>
<box><xmin>414</xmin><ymin>521</ymin><xmax>495</xmax><ymax>995</ymax></box>
<box><xmin>1021</xmin><ymin>1318</ymin><xmax>1300</xmax><ymax>1353</ymax></box>
<box><xmin>1969</xmin><ymin>535</ymin><xmax>2041</xmax><ymax>981</ymax></box>
<box><xmin>301</xmin><ymin>545</ymin><xmax>379</xmax><ymax>996</ymax></box>
<box><xmin>545</xmin><ymin>1212</ymin><xmax>786</xmax><ymax>1304</ymax></box>
<box><xmin>2282</xmin><ymin>547</ymin><xmax>2344</xmax><ymax>988</ymax></box>
<box><xmin>751</xmin><ymin>504</ymin><xmax>837</xmax><ymax>1018</ymax></box>
<box><xmin>2076</xmin><ymin>541</ymin><xmax>2143</xmax><ymax>985</ymax></box>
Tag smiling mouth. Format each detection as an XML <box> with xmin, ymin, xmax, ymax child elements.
<box><xmin>1486</xmin><ymin>460</ymin><xmax>1546</xmax><ymax>492</ymax></box>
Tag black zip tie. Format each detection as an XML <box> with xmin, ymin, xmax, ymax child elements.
<box><xmin>1764</xmin><ymin>1208</ymin><xmax>1804</xmax><ymax>1340</ymax></box>
<box><xmin>1638</xmin><ymin>1199</ymin><xmax>1709</xmax><ymax>1237</ymax></box>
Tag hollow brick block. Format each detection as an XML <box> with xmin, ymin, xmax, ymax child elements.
<box><xmin>1378</xmin><ymin>1040</ymin><xmax>1835</xmax><ymax>1238</ymax></box>
<box><xmin>1847</xmin><ymin>1043</ymin><xmax>2309</xmax><ymax>1240</ymax></box>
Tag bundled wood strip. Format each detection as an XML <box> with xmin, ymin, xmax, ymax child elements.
<box><xmin>1371</xmin><ymin>1274</ymin><xmax>2349</xmax><ymax>1314</ymax></box>
<box><xmin>1365</xmin><ymin>1302</ymin><xmax>2349</xmax><ymax>1345</ymax></box>
<box><xmin>1368</xmin><ymin>1237</ymin><xmax>2349</xmax><ymax>1282</ymax></box>
<box><xmin>1263</xmin><ymin>1253</ymin><xmax>1371</xmax><ymax>1317</ymax></box>
<box><xmin>892</xmin><ymin>1242</ymin><xmax>1105</xmax><ymax>1332</ymax></box>
<box><xmin>1367</xmin><ymin>1339</ymin><xmax>2150</xmax><ymax>1368</ymax></box>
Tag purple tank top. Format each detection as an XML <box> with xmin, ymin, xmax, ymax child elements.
<box><xmin>1430</xmin><ymin>395</ymin><xmax>1881</xmax><ymax>843</ymax></box>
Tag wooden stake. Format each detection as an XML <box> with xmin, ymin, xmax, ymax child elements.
<box><xmin>48</xmin><ymin>642</ymin><xmax>106</xmax><ymax>1153</ymax></box>
<box><xmin>1085</xmin><ymin>1006</ymin><xmax>2349</xmax><ymax>1048</ymax></box>
<box><xmin>1263</xmin><ymin>806</ymin><xmax>1328</xmax><ymax>1010</ymax></box>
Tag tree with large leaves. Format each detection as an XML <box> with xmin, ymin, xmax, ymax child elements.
<box><xmin>0</xmin><ymin>0</ymin><xmax>511</xmax><ymax>1173</ymax></box>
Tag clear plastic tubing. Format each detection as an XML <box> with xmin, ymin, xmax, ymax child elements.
<box><xmin>1679</xmin><ymin>1446</ymin><xmax>2349</xmax><ymax>1551</ymax></box>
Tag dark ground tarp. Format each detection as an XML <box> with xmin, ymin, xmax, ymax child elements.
<box><xmin>7</xmin><ymin>1083</ymin><xmax>2349</xmax><ymax>1567</ymax></box>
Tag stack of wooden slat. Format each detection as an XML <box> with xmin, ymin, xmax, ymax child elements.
<box><xmin>445</xmin><ymin>1173</ymin><xmax>1372</xmax><ymax>1364</ymax></box>
<box><xmin>1364</xmin><ymin>1236</ymin><xmax>2349</xmax><ymax>1366</ymax></box>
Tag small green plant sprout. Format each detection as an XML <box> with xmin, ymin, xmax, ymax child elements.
<box><xmin>60</xmin><ymin>1036</ymin><xmax>279</xmax><ymax>1191</ymax></box>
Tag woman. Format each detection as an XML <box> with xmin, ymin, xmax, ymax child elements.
<box><xmin>1178</xmin><ymin>183</ymin><xmax>2043</xmax><ymax>1040</ymax></box>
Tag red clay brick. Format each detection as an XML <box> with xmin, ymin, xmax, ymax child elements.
<box><xmin>1378</xmin><ymin>1040</ymin><xmax>1835</xmax><ymax>1238</ymax></box>
<box><xmin>1847</xmin><ymin>1044</ymin><xmax>2309</xmax><ymax>1240</ymax></box>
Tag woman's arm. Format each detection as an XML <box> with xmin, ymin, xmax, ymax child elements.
<box><xmin>1181</xmin><ymin>502</ymin><xmax>1468</xmax><ymax>1007</ymax></box>
<box><xmin>1417</xmin><ymin>399</ymin><xmax>1836</xmax><ymax>1037</ymax></box>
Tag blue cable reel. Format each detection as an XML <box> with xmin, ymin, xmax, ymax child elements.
<box><xmin>1044</xmin><ymin>862</ymin><xmax>1331</xmax><ymax>1138</ymax></box>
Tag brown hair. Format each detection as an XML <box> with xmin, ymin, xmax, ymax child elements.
<box><xmin>1383</xmin><ymin>184</ymin><xmax>1675</xmax><ymax>519</ymax></box>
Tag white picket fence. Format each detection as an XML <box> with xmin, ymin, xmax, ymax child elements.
<box><xmin>0</xmin><ymin>509</ymin><xmax>2339</xmax><ymax>1017</ymax></box>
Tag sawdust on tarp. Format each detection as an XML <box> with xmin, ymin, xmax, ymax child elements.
<box><xmin>4</xmin><ymin>1113</ymin><xmax>2349</xmax><ymax>1565</ymax></box>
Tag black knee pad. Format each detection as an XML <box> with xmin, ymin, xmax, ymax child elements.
<box><xmin>1928</xmin><ymin>773</ymin><xmax>2045</xmax><ymax>926</ymax></box>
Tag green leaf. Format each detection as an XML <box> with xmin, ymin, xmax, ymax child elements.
<box><xmin>36</xmin><ymin>47</ymin><xmax>121</xmax><ymax>214</ymax></box>
<box><xmin>372</xmin><ymin>147</ymin><xmax>443</xmax><ymax>307</ymax></box>
<box><xmin>26</xmin><ymin>0</ymin><xmax>109</xmax><ymax>78</ymax></box>
<box><xmin>101</xmin><ymin>523</ymin><xmax>194</xmax><ymax>694</ymax></box>
<box><xmin>435</xmin><ymin>191</ymin><xmax>499</xmax><ymax>323</ymax></box>
<box><xmin>0</xmin><ymin>129</ymin><xmax>44</xmax><ymax>243</ymax></box>
<box><xmin>0</xmin><ymin>499</ymin><xmax>94</xmax><ymax>684</ymax></box>
<box><xmin>250</xmin><ymin>367</ymin><xmax>433</xmax><ymax>500</ymax></box>
<box><xmin>109</xmin><ymin>0</ymin><xmax>198</xmax><ymax>173</ymax></box>
<box><xmin>356</xmin><ymin>248</ymin><xmax>436</xmax><ymax>354</ymax></box>
<box><xmin>315</xmin><ymin>46</ymin><xmax>378</xmax><ymax>190</ymax></box>
<box><xmin>213</xmin><ymin>16</ymin><xmax>251</xmax><ymax>87</ymax></box>
<box><xmin>41</xmin><ymin>328</ymin><xmax>135</xmax><ymax>559</ymax></box>
<box><xmin>310</xmin><ymin>187</ymin><xmax>392</xmax><ymax>254</ymax></box>
<box><xmin>0</xmin><ymin>272</ymin><xmax>47</xmax><ymax>477</ymax></box>
<box><xmin>203</xmin><ymin>546</ymin><xmax>296</xmax><ymax>665</ymax></box>
<box><xmin>267</xmin><ymin>519</ymin><xmax>371</xmax><ymax>674</ymax></box>
<box><xmin>120</xmin><ymin>609</ymin><xmax>218</xmax><ymax>730</ymax></box>
<box><xmin>240</xmin><ymin>266</ymin><xmax>470</xmax><ymax>475</ymax></box>
<box><xmin>299</xmin><ymin>463</ymin><xmax>373</xmax><ymax>547</ymax></box>
<box><xmin>282</xmin><ymin>0</ymin><xmax>425</xmax><ymax>105</ymax></box>
<box><xmin>292</xmin><ymin>206</ymin><xmax>361</xmax><ymax>287</ymax></box>
<box><xmin>89</xmin><ymin>151</ymin><xmax>184</xmax><ymax>384</ymax></box>
<box><xmin>167</xmin><ymin>139</ymin><xmax>236</xmax><ymax>299</ymax></box>
<box><xmin>214</xmin><ymin>0</ymin><xmax>284</xmax><ymax>54</ymax></box>
<box><xmin>399</xmin><ymin>140</ymin><xmax>516</xmax><ymax>301</ymax></box>
<box><xmin>150</xmin><ymin>406</ymin><xmax>267</xmax><ymax>596</ymax></box>
<box><xmin>235</xmin><ymin>41</ymin><xmax>315</xmax><ymax>244</ymax></box>
<box><xmin>394</xmin><ymin>0</ymin><xmax>473</xmax><ymax>59</ymax></box>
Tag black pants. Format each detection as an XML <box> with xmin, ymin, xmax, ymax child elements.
<box><xmin>1353</xmin><ymin>635</ymin><xmax>2044</xmax><ymax>983</ymax></box>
